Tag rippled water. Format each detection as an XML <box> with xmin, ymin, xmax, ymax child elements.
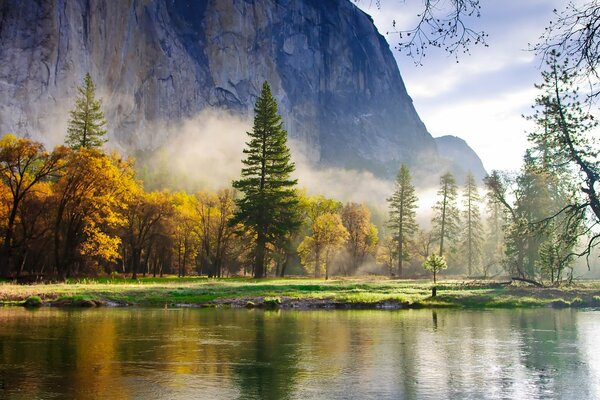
<box><xmin>0</xmin><ymin>307</ymin><xmax>599</xmax><ymax>399</ymax></box>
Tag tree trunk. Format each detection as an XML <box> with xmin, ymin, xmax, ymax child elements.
<box><xmin>0</xmin><ymin>201</ymin><xmax>19</xmax><ymax>277</ymax></box>
<box><xmin>398</xmin><ymin>205</ymin><xmax>403</xmax><ymax>277</ymax></box>
<box><xmin>280</xmin><ymin>251</ymin><xmax>290</xmax><ymax>278</ymax></box>
<box><xmin>254</xmin><ymin>231</ymin><xmax>266</xmax><ymax>278</ymax></box>
<box><xmin>325</xmin><ymin>250</ymin><xmax>330</xmax><ymax>280</ymax></box>
<box><xmin>439</xmin><ymin>185</ymin><xmax>448</xmax><ymax>257</ymax></box>
<box><xmin>511</xmin><ymin>276</ymin><xmax>543</xmax><ymax>287</ymax></box>
<box><xmin>131</xmin><ymin>248</ymin><xmax>141</xmax><ymax>280</ymax></box>
<box><xmin>314</xmin><ymin>244</ymin><xmax>321</xmax><ymax>278</ymax></box>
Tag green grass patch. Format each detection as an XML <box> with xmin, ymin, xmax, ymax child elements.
<box><xmin>0</xmin><ymin>277</ymin><xmax>598</xmax><ymax>309</ymax></box>
<box><xmin>23</xmin><ymin>295</ymin><xmax>43</xmax><ymax>307</ymax></box>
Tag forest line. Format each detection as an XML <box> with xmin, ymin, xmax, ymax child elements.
<box><xmin>1</xmin><ymin>50</ymin><xmax>599</xmax><ymax>286</ymax></box>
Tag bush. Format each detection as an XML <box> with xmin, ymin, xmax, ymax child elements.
<box><xmin>263</xmin><ymin>297</ymin><xmax>281</xmax><ymax>308</ymax></box>
<box><xmin>23</xmin><ymin>296</ymin><xmax>43</xmax><ymax>308</ymax></box>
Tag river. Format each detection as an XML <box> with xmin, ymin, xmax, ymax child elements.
<box><xmin>0</xmin><ymin>308</ymin><xmax>598</xmax><ymax>399</ymax></box>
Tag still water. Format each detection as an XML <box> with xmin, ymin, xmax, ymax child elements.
<box><xmin>0</xmin><ymin>307</ymin><xmax>599</xmax><ymax>399</ymax></box>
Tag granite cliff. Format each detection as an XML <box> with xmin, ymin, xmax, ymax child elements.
<box><xmin>0</xmin><ymin>0</ymin><xmax>486</xmax><ymax>181</ymax></box>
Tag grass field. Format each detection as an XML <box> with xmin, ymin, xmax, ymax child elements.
<box><xmin>2</xmin><ymin>276</ymin><xmax>600</xmax><ymax>309</ymax></box>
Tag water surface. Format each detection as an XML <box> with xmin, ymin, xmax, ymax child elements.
<box><xmin>0</xmin><ymin>308</ymin><xmax>598</xmax><ymax>399</ymax></box>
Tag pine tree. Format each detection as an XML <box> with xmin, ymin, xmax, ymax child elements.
<box><xmin>483</xmin><ymin>184</ymin><xmax>506</xmax><ymax>277</ymax></box>
<box><xmin>65</xmin><ymin>73</ymin><xmax>107</xmax><ymax>149</ymax></box>
<box><xmin>231</xmin><ymin>82</ymin><xmax>301</xmax><ymax>278</ymax></box>
<box><xmin>387</xmin><ymin>164</ymin><xmax>418</xmax><ymax>277</ymax></box>
<box><xmin>431</xmin><ymin>172</ymin><xmax>460</xmax><ymax>257</ymax></box>
<box><xmin>460</xmin><ymin>172</ymin><xmax>483</xmax><ymax>276</ymax></box>
<box><xmin>527</xmin><ymin>50</ymin><xmax>600</xmax><ymax>264</ymax></box>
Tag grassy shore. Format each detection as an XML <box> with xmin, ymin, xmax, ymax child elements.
<box><xmin>2</xmin><ymin>276</ymin><xmax>600</xmax><ymax>309</ymax></box>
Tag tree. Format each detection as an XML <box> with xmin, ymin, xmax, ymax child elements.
<box><xmin>51</xmin><ymin>149</ymin><xmax>134</xmax><ymax>279</ymax></box>
<box><xmin>362</xmin><ymin>0</ymin><xmax>487</xmax><ymax>64</ymax></box>
<box><xmin>431</xmin><ymin>172</ymin><xmax>460</xmax><ymax>257</ymax></box>
<box><xmin>65</xmin><ymin>73</ymin><xmax>107</xmax><ymax>149</ymax></box>
<box><xmin>124</xmin><ymin>191</ymin><xmax>173</xmax><ymax>279</ymax></box>
<box><xmin>460</xmin><ymin>172</ymin><xmax>483</xmax><ymax>276</ymax></box>
<box><xmin>534</xmin><ymin>1</ymin><xmax>600</xmax><ymax>100</ymax></box>
<box><xmin>171</xmin><ymin>192</ymin><xmax>200</xmax><ymax>278</ymax></box>
<box><xmin>341</xmin><ymin>203</ymin><xmax>378</xmax><ymax>275</ymax></box>
<box><xmin>423</xmin><ymin>253</ymin><xmax>447</xmax><ymax>283</ymax></box>
<box><xmin>296</xmin><ymin>195</ymin><xmax>343</xmax><ymax>278</ymax></box>
<box><xmin>297</xmin><ymin>213</ymin><xmax>348</xmax><ymax>279</ymax></box>
<box><xmin>527</xmin><ymin>51</ymin><xmax>600</xmax><ymax>264</ymax></box>
<box><xmin>387</xmin><ymin>164</ymin><xmax>418</xmax><ymax>277</ymax></box>
<box><xmin>231</xmin><ymin>82</ymin><xmax>301</xmax><ymax>278</ymax></box>
<box><xmin>196</xmin><ymin>189</ymin><xmax>238</xmax><ymax>278</ymax></box>
<box><xmin>0</xmin><ymin>135</ymin><xmax>65</xmax><ymax>277</ymax></box>
<box><xmin>483</xmin><ymin>183</ymin><xmax>507</xmax><ymax>277</ymax></box>
<box><xmin>377</xmin><ymin>236</ymin><xmax>397</xmax><ymax>277</ymax></box>
<box><xmin>485</xmin><ymin>150</ymin><xmax>582</xmax><ymax>285</ymax></box>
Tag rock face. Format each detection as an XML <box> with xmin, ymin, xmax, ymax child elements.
<box><xmin>0</xmin><ymin>0</ymin><xmax>485</xmax><ymax>180</ymax></box>
<box><xmin>435</xmin><ymin>135</ymin><xmax>488</xmax><ymax>183</ymax></box>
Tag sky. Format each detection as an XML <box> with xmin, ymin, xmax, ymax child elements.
<box><xmin>357</xmin><ymin>0</ymin><xmax>566</xmax><ymax>172</ymax></box>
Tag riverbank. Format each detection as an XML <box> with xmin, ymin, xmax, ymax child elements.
<box><xmin>1</xmin><ymin>277</ymin><xmax>600</xmax><ymax>309</ymax></box>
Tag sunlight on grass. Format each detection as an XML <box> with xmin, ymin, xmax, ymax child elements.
<box><xmin>1</xmin><ymin>277</ymin><xmax>599</xmax><ymax>308</ymax></box>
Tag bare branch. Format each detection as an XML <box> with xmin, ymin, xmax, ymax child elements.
<box><xmin>534</xmin><ymin>1</ymin><xmax>600</xmax><ymax>100</ymax></box>
<box><xmin>356</xmin><ymin>0</ymin><xmax>488</xmax><ymax>64</ymax></box>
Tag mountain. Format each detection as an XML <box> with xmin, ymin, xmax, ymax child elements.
<box><xmin>435</xmin><ymin>135</ymin><xmax>488</xmax><ymax>183</ymax></box>
<box><xmin>0</xmin><ymin>0</ymin><xmax>486</xmax><ymax>181</ymax></box>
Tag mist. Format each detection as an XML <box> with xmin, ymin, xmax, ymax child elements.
<box><xmin>124</xmin><ymin>109</ymin><xmax>452</xmax><ymax>230</ymax></box>
<box><xmin>24</xmin><ymin>102</ymin><xmax>453</xmax><ymax>227</ymax></box>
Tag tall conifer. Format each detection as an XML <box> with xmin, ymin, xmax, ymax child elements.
<box><xmin>460</xmin><ymin>172</ymin><xmax>483</xmax><ymax>276</ymax></box>
<box><xmin>65</xmin><ymin>73</ymin><xmax>107</xmax><ymax>149</ymax></box>
<box><xmin>387</xmin><ymin>164</ymin><xmax>418</xmax><ymax>276</ymax></box>
<box><xmin>231</xmin><ymin>82</ymin><xmax>301</xmax><ymax>278</ymax></box>
<box><xmin>432</xmin><ymin>172</ymin><xmax>460</xmax><ymax>257</ymax></box>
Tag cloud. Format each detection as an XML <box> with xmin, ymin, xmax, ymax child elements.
<box><xmin>425</xmin><ymin>88</ymin><xmax>538</xmax><ymax>172</ymax></box>
<box><xmin>357</xmin><ymin>0</ymin><xmax>566</xmax><ymax>171</ymax></box>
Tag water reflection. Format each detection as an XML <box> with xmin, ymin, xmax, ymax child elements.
<box><xmin>0</xmin><ymin>308</ymin><xmax>598</xmax><ymax>399</ymax></box>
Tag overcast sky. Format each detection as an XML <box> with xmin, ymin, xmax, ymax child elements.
<box><xmin>357</xmin><ymin>0</ymin><xmax>565</xmax><ymax>172</ymax></box>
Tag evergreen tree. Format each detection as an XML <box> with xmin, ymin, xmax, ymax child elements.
<box><xmin>387</xmin><ymin>164</ymin><xmax>418</xmax><ymax>276</ymax></box>
<box><xmin>65</xmin><ymin>73</ymin><xmax>107</xmax><ymax>149</ymax></box>
<box><xmin>483</xmin><ymin>184</ymin><xmax>506</xmax><ymax>277</ymax></box>
<box><xmin>231</xmin><ymin>82</ymin><xmax>301</xmax><ymax>278</ymax></box>
<box><xmin>460</xmin><ymin>172</ymin><xmax>483</xmax><ymax>276</ymax></box>
<box><xmin>527</xmin><ymin>50</ymin><xmax>600</xmax><ymax>262</ymax></box>
<box><xmin>431</xmin><ymin>172</ymin><xmax>460</xmax><ymax>257</ymax></box>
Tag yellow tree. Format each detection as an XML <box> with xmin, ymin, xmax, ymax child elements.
<box><xmin>196</xmin><ymin>189</ymin><xmax>238</xmax><ymax>278</ymax></box>
<box><xmin>51</xmin><ymin>149</ymin><xmax>135</xmax><ymax>279</ymax></box>
<box><xmin>297</xmin><ymin>195</ymin><xmax>343</xmax><ymax>277</ymax></box>
<box><xmin>0</xmin><ymin>134</ymin><xmax>65</xmax><ymax>277</ymax></box>
<box><xmin>13</xmin><ymin>181</ymin><xmax>54</xmax><ymax>276</ymax></box>
<box><xmin>124</xmin><ymin>190</ymin><xmax>173</xmax><ymax>279</ymax></box>
<box><xmin>341</xmin><ymin>203</ymin><xmax>378</xmax><ymax>275</ymax></box>
<box><xmin>298</xmin><ymin>213</ymin><xmax>348</xmax><ymax>279</ymax></box>
<box><xmin>171</xmin><ymin>192</ymin><xmax>200</xmax><ymax>277</ymax></box>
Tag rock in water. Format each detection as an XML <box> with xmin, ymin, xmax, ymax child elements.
<box><xmin>0</xmin><ymin>0</ymin><xmax>485</xmax><ymax>180</ymax></box>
